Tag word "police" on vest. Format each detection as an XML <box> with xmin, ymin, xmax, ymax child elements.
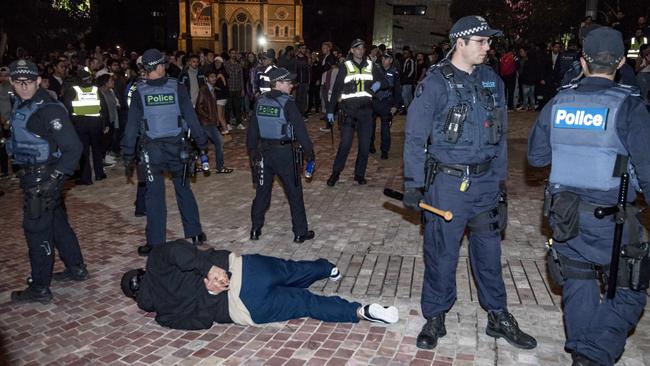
<box><xmin>554</xmin><ymin>106</ymin><xmax>608</xmax><ymax>130</ymax></box>
<box><xmin>145</xmin><ymin>93</ymin><xmax>175</xmax><ymax>106</ymax></box>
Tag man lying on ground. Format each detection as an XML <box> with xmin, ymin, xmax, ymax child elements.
<box><xmin>121</xmin><ymin>239</ymin><xmax>399</xmax><ymax>329</ymax></box>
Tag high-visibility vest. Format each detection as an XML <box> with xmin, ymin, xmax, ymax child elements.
<box><xmin>341</xmin><ymin>60</ymin><xmax>374</xmax><ymax>100</ymax></box>
<box><xmin>627</xmin><ymin>37</ymin><xmax>648</xmax><ymax>59</ymax></box>
<box><xmin>71</xmin><ymin>86</ymin><xmax>101</xmax><ymax>116</ymax></box>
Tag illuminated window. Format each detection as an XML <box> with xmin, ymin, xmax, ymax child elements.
<box><xmin>393</xmin><ymin>6</ymin><xmax>427</xmax><ymax>16</ymax></box>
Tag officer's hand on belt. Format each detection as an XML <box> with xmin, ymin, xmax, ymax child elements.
<box><xmin>371</xmin><ymin>81</ymin><xmax>381</xmax><ymax>93</ymax></box>
<box><xmin>403</xmin><ymin>187</ymin><xmax>424</xmax><ymax>212</ymax></box>
<box><xmin>326</xmin><ymin>113</ymin><xmax>334</xmax><ymax>124</ymax></box>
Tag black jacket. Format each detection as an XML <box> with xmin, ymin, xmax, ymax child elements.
<box><xmin>137</xmin><ymin>241</ymin><xmax>232</xmax><ymax>330</ymax></box>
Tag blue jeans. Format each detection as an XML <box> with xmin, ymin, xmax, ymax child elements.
<box><xmin>401</xmin><ymin>84</ymin><xmax>413</xmax><ymax>109</ymax></box>
<box><xmin>239</xmin><ymin>254</ymin><xmax>360</xmax><ymax>324</ymax></box>
<box><xmin>202</xmin><ymin>126</ymin><xmax>224</xmax><ymax>170</ymax></box>
<box><xmin>521</xmin><ymin>84</ymin><xmax>536</xmax><ymax>109</ymax></box>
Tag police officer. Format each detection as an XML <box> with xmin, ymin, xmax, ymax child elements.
<box><xmin>121</xmin><ymin>49</ymin><xmax>209</xmax><ymax>256</ymax></box>
<box><xmin>64</xmin><ymin>68</ymin><xmax>107</xmax><ymax>185</ymax></box>
<box><xmin>247</xmin><ymin>67</ymin><xmax>315</xmax><ymax>243</ymax></box>
<box><xmin>528</xmin><ymin>27</ymin><xmax>650</xmax><ymax>366</ymax></box>
<box><xmin>7</xmin><ymin>60</ymin><xmax>88</xmax><ymax>304</ymax></box>
<box><xmin>402</xmin><ymin>16</ymin><xmax>536</xmax><ymax>350</ymax></box>
<box><xmin>370</xmin><ymin>51</ymin><xmax>402</xmax><ymax>160</ymax></box>
<box><xmin>326</xmin><ymin>38</ymin><xmax>386</xmax><ymax>186</ymax></box>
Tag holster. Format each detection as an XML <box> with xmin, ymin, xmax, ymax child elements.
<box><xmin>424</xmin><ymin>155</ymin><xmax>437</xmax><ymax>190</ymax></box>
<box><xmin>548</xmin><ymin>191</ymin><xmax>581</xmax><ymax>242</ymax></box>
<box><xmin>619</xmin><ymin>242</ymin><xmax>650</xmax><ymax>291</ymax></box>
<box><xmin>467</xmin><ymin>205</ymin><xmax>502</xmax><ymax>234</ymax></box>
<box><xmin>546</xmin><ymin>246</ymin><xmax>601</xmax><ymax>287</ymax></box>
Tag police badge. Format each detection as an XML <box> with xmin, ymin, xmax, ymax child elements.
<box><xmin>415</xmin><ymin>83</ymin><xmax>424</xmax><ymax>98</ymax></box>
<box><xmin>50</xmin><ymin>119</ymin><xmax>63</xmax><ymax>131</ymax></box>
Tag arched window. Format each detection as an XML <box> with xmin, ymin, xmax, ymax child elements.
<box><xmin>231</xmin><ymin>11</ymin><xmax>253</xmax><ymax>52</ymax></box>
<box><xmin>221</xmin><ymin>23</ymin><xmax>228</xmax><ymax>52</ymax></box>
<box><xmin>284</xmin><ymin>26</ymin><xmax>289</xmax><ymax>37</ymax></box>
<box><xmin>275</xmin><ymin>26</ymin><xmax>279</xmax><ymax>37</ymax></box>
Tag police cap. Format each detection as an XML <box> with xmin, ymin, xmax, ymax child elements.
<box><xmin>77</xmin><ymin>67</ymin><xmax>92</xmax><ymax>81</ymax></box>
<box><xmin>268</xmin><ymin>67</ymin><xmax>296</xmax><ymax>83</ymax></box>
<box><xmin>582</xmin><ymin>27</ymin><xmax>625</xmax><ymax>66</ymax></box>
<box><xmin>120</xmin><ymin>268</ymin><xmax>145</xmax><ymax>299</ymax></box>
<box><xmin>9</xmin><ymin>59</ymin><xmax>39</xmax><ymax>81</ymax></box>
<box><xmin>382</xmin><ymin>51</ymin><xmax>394</xmax><ymax>59</ymax></box>
<box><xmin>350</xmin><ymin>38</ymin><xmax>365</xmax><ymax>49</ymax></box>
<box><xmin>141</xmin><ymin>48</ymin><xmax>166</xmax><ymax>69</ymax></box>
<box><xmin>449</xmin><ymin>15</ymin><xmax>503</xmax><ymax>42</ymax></box>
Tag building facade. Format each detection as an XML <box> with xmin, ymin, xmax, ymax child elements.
<box><xmin>178</xmin><ymin>0</ymin><xmax>303</xmax><ymax>53</ymax></box>
<box><xmin>373</xmin><ymin>0</ymin><xmax>452</xmax><ymax>52</ymax></box>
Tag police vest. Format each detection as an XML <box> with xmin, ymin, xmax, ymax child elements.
<box><xmin>627</xmin><ymin>37</ymin><xmax>648</xmax><ymax>59</ymax></box>
<box><xmin>7</xmin><ymin>99</ymin><xmax>62</xmax><ymax>165</ymax></box>
<box><xmin>549</xmin><ymin>86</ymin><xmax>634</xmax><ymax>191</ymax></box>
<box><xmin>375</xmin><ymin>66</ymin><xmax>397</xmax><ymax>101</ymax></box>
<box><xmin>71</xmin><ymin>86</ymin><xmax>101</xmax><ymax>116</ymax></box>
<box><xmin>427</xmin><ymin>63</ymin><xmax>505</xmax><ymax>162</ymax></box>
<box><xmin>138</xmin><ymin>79</ymin><xmax>183</xmax><ymax>139</ymax></box>
<box><xmin>341</xmin><ymin>59</ymin><xmax>374</xmax><ymax>101</ymax></box>
<box><xmin>255</xmin><ymin>93</ymin><xmax>293</xmax><ymax>140</ymax></box>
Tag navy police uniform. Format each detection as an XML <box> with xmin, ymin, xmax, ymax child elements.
<box><xmin>371</xmin><ymin>52</ymin><xmax>402</xmax><ymax>159</ymax></box>
<box><xmin>247</xmin><ymin>68</ymin><xmax>315</xmax><ymax>243</ymax></box>
<box><xmin>326</xmin><ymin>39</ymin><xmax>387</xmax><ymax>186</ymax></box>
<box><xmin>403</xmin><ymin>16</ymin><xmax>536</xmax><ymax>350</ymax></box>
<box><xmin>7</xmin><ymin>60</ymin><xmax>87</xmax><ymax>304</ymax></box>
<box><xmin>121</xmin><ymin>49</ymin><xmax>209</xmax><ymax>256</ymax></box>
<box><xmin>528</xmin><ymin>27</ymin><xmax>650</xmax><ymax>366</ymax></box>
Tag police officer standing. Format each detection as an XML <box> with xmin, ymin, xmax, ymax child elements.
<box><xmin>326</xmin><ymin>38</ymin><xmax>385</xmax><ymax>186</ymax></box>
<box><xmin>64</xmin><ymin>68</ymin><xmax>107</xmax><ymax>185</ymax></box>
<box><xmin>370</xmin><ymin>51</ymin><xmax>402</xmax><ymax>160</ymax></box>
<box><xmin>528</xmin><ymin>27</ymin><xmax>650</xmax><ymax>366</ymax></box>
<box><xmin>7</xmin><ymin>60</ymin><xmax>88</xmax><ymax>304</ymax></box>
<box><xmin>402</xmin><ymin>16</ymin><xmax>536</xmax><ymax>350</ymax></box>
<box><xmin>247</xmin><ymin>67</ymin><xmax>315</xmax><ymax>243</ymax></box>
<box><xmin>121</xmin><ymin>49</ymin><xmax>210</xmax><ymax>256</ymax></box>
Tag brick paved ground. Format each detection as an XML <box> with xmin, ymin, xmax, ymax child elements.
<box><xmin>1</xmin><ymin>111</ymin><xmax>649</xmax><ymax>366</ymax></box>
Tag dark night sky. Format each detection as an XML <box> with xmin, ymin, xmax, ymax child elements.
<box><xmin>302</xmin><ymin>0</ymin><xmax>375</xmax><ymax>51</ymax></box>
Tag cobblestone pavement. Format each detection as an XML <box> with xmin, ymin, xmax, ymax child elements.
<box><xmin>1</xmin><ymin>111</ymin><xmax>649</xmax><ymax>366</ymax></box>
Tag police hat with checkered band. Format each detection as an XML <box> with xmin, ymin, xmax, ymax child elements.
<box><xmin>141</xmin><ymin>48</ymin><xmax>166</xmax><ymax>72</ymax></box>
<box><xmin>449</xmin><ymin>16</ymin><xmax>503</xmax><ymax>42</ymax></box>
<box><xmin>9</xmin><ymin>60</ymin><xmax>39</xmax><ymax>81</ymax></box>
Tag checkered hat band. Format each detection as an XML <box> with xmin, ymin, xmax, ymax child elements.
<box><xmin>147</xmin><ymin>57</ymin><xmax>165</xmax><ymax>66</ymax></box>
<box><xmin>12</xmin><ymin>69</ymin><xmax>37</xmax><ymax>76</ymax></box>
<box><xmin>450</xmin><ymin>25</ymin><xmax>489</xmax><ymax>39</ymax></box>
<box><xmin>273</xmin><ymin>70</ymin><xmax>290</xmax><ymax>81</ymax></box>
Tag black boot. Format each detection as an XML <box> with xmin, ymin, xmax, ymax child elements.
<box><xmin>250</xmin><ymin>227</ymin><xmax>262</xmax><ymax>240</ymax></box>
<box><xmin>486</xmin><ymin>311</ymin><xmax>537</xmax><ymax>350</ymax></box>
<box><xmin>326</xmin><ymin>172</ymin><xmax>340</xmax><ymax>187</ymax></box>
<box><xmin>191</xmin><ymin>232</ymin><xmax>207</xmax><ymax>246</ymax></box>
<box><xmin>416</xmin><ymin>313</ymin><xmax>446</xmax><ymax>349</ymax></box>
<box><xmin>138</xmin><ymin>244</ymin><xmax>153</xmax><ymax>257</ymax></box>
<box><xmin>53</xmin><ymin>265</ymin><xmax>89</xmax><ymax>281</ymax></box>
<box><xmin>11</xmin><ymin>286</ymin><xmax>53</xmax><ymax>304</ymax></box>
<box><xmin>293</xmin><ymin>230</ymin><xmax>315</xmax><ymax>243</ymax></box>
<box><xmin>380</xmin><ymin>151</ymin><xmax>388</xmax><ymax>160</ymax></box>
<box><xmin>354</xmin><ymin>175</ymin><xmax>367</xmax><ymax>185</ymax></box>
<box><xmin>369</xmin><ymin>145</ymin><xmax>376</xmax><ymax>154</ymax></box>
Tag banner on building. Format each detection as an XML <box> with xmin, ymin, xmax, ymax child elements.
<box><xmin>190</xmin><ymin>0</ymin><xmax>212</xmax><ymax>38</ymax></box>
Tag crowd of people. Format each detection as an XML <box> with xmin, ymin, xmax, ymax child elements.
<box><xmin>2</xmin><ymin>10</ymin><xmax>650</xmax><ymax>366</ymax></box>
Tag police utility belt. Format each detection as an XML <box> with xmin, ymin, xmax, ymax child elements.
<box><xmin>260</xmin><ymin>138</ymin><xmax>293</xmax><ymax>148</ymax></box>
<box><xmin>425</xmin><ymin>158</ymin><xmax>491</xmax><ymax>192</ymax></box>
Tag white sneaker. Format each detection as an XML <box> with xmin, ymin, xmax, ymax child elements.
<box><xmin>359</xmin><ymin>304</ymin><xmax>399</xmax><ymax>324</ymax></box>
<box><xmin>236</xmin><ymin>123</ymin><xmax>246</xmax><ymax>130</ymax></box>
<box><xmin>104</xmin><ymin>155</ymin><xmax>116</xmax><ymax>164</ymax></box>
<box><xmin>330</xmin><ymin>267</ymin><xmax>342</xmax><ymax>282</ymax></box>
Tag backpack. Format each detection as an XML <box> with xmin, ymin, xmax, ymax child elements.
<box><xmin>499</xmin><ymin>52</ymin><xmax>516</xmax><ymax>76</ymax></box>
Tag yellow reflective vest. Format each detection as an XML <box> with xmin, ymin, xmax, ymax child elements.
<box><xmin>71</xmin><ymin>85</ymin><xmax>101</xmax><ymax>116</ymax></box>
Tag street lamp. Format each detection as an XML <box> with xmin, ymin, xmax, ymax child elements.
<box><xmin>258</xmin><ymin>36</ymin><xmax>267</xmax><ymax>47</ymax></box>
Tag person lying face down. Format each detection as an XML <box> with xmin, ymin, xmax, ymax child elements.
<box><xmin>121</xmin><ymin>239</ymin><xmax>398</xmax><ymax>330</ymax></box>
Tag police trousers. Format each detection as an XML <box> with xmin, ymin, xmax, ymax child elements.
<box><xmin>73</xmin><ymin>116</ymin><xmax>104</xmax><ymax>183</ymax></box>
<box><xmin>332</xmin><ymin>107</ymin><xmax>373</xmax><ymax>178</ymax></box>
<box><xmin>251</xmin><ymin>145</ymin><xmax>308</xmax><ymax>236</ymax></box>
<box><xmin>21</xmin><ymin>171</ymin><xmax>84</xmax><ymax>288</ymax></box>
<box><xmin>554</xmin><ymin>210</ymin><xmax>646</xmax><ymax>366</ymax></box>
<box><xmin>371</xmin><ymin>99</ymin><xmax>392</xmax><ymax>153</ymax></box>
<box><xmin>144</xmin><ymin>140</ymin><xmax>203</xmax><ymax>246</ymax></box>
<box><xmin>422</xmin><ymin>171</ymin><xmax>507</xmax><ymax>318</ymax></box>
<box><xmin>239</xmin><ymin>255</ymin><xmax>360</xmax><ymax>324</ymax></box>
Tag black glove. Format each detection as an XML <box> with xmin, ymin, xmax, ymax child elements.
<box><xmin>403</xmin><ymin>187</ymin><xmax>424</xmax><ymax>212</ymax></box>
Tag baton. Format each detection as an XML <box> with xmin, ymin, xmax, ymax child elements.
<box><xmin>383</xmin><ymin>188</ymin><xmax>453</xmax><ymax>221</ymax></box>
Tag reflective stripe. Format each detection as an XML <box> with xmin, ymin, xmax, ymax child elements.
<box><xmin>71</xmin><ymin>85</ymin><xmax>101</xmax><ymax>116</ymax></box>
<box><xmin>341</xmin><ymin>91</ymin><xmax>373</xmax><ymax>99</ymax></box>
<box><xmin>344</xmin><ymin>74</ymin><xmax>374</xmax><ymax>83</ymax></box>
<box><xmin>627</xmin><ymin>37</ymin><xmax>648</xmax><ymax>59</ymax></box>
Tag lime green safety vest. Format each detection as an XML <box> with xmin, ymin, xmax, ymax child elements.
<box><xmin>71</xmin><ymin>86</ymin><xmax>101</xmax><ymax>116</ymax></box>
<box><xmin>627</xmin><ymin>36</ymin><xmax>648</xmax><ymax>59</ymax></box>
<box><xmin>341</xmin><ymin>60</ymin><xmax>374</xmax><ymax>100</ymax></box>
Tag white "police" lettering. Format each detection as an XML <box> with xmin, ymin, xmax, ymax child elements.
<box><xmin>555</xmin><ymin>110</ymin><xmax>604</xmax><ymax>127</ymax></box>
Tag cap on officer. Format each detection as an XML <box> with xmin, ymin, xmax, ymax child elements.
<box><xmin>9</xmin><ymin>60</ymin><xmax>39</xmax><ymax>81</ymax></box>
<box><xmin>350</xmin><ymin>38</ymin><xmax>365</xmax><ymax>49</ymax></box>
<box><xmin>449</xmin><ymin>15</ymin><xmax>503</xmax><ymax>42</ymax></box>
<box><xmin>382</xmin><ymin>51</ymin><xmax>394</xmax><ymax>59</ymax></box>
<box><xmin>77</xmin><ymin>67</ymin><xmax>92</xmax><ymax>81</ymax></box>
<box><xmin>582</xmin><ymin>26</ymin><xmax>625</xmax><ymax>67</ymax></box>
<box><xmin>141</xmin><ymin>48</ymin><xmax>166</xmax><ymax>71</ymax></box>
<box><xmin>267</xmin><ymin>67</ymin><xmax>296</xmax><ymax>83</ymax></box>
